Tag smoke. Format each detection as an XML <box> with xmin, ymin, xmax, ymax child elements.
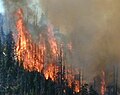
<box><xmin>3</xmin><ymin>0</ymin><xmax>120</xmax><ymax>82</ymax></box>
<box><xmin>3</xmin><ymin>0</ymin><xmax>44</xmax><ymax>40</ymax></box>
<box><xmin>41</xmin><ymin>0</ymin><xmax>120</xmax><ymax>81</ymax></box>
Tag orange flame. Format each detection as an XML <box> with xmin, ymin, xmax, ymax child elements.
<box><xmin>66</xmin><ymin>68</ymin><xmax>74</xmax><ymax>88</ymax></box>
<box><xmin>15</xmin><ymin>8</ymin><xmax>59</xmax><ymax>77</ymax></box>
<box><xmin>47</xmin><ymin>25</ymin><xmax>59</xmax><ymax>58</ymax></box>
<box><xmin>15</xmin><ymin>8</ymin><xmax>81</xmax><ymax>93</ymax></box>
<box><xmin>43</xmin><ymin>63</ymin><xmax>58</xmax><ymax>81</ymax></box>
<box><xmin>74</xmin><ymin>80</ymin><xmax>80</xmax><ymax>93</ymax></box>
<box><xmin>16</xmin><ymin>8</ymin><xmax>45</xmax><ymax>72</ymax></box>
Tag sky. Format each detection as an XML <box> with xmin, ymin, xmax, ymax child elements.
<box><xmin>0</xmin><ymin>0</ymin><xmax>4</xmax><ymax>14</ymax></box>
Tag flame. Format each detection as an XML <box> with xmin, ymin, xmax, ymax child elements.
<box><xmin>16</xmin><ymin>8</ymin><xmax>45</xmax><ymax>72</ymax></box>
<box><xmin>74</xmin><ymin>80</ymin><xmax>80</xmax><ymax>93</ymax></box>
<box><xmin>15</xmin><ymin>8</ymin><xmax>81</xmax><ymax>93</ymax></box>
<box><xmin>66</xmin><ymin>68</ymin><xmax>74</xmax><ymax>87</ymax></box>
<box><xmin>15</xmin><ymin>8</ymin><xmax>59</xmax><ymax>77</ymax></box>
<box><xmin>47</xmin><ymin>25</ymin><xmax>59</xmax><ymax>58</ymax></box>
<box><xmin>44</xmin><ymin>63</ymin><xmax>58</xmax><ymax>81</ymax></box>
<box><xmin>101</xmin><ymin>71</ymin><xmax>106</xmax><ymax>95</ymax></box>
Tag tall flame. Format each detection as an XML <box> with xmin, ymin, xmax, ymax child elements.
<box><xmin>15</xmin><ymin>8</ymin><xmax>81</xmax><ymax>93</ymax></box>
<box><xmin>16</xmin><ymin>8</ymin><xmax>45</xmax><ymax>72</ymax></box>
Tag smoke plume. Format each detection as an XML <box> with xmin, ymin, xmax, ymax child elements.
<box><xmin>40</xmin><ymin>0</ymin><xmax>120</xmax><ymax>81</ymax></box>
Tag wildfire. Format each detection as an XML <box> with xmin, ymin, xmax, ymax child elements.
<box><xmin>15</xmin><ymin>8</ymin><xmax>81</xmax><ymax>93</ymax></box>
<box><xmin>15</xmin><ymin>8</ymin><xmax>60</xmax><ymax>78</ymax></box>
<box><xmin>16</xmin><ymin>8</ymin><xmax>45</xmax><ymax>72</ymax></box>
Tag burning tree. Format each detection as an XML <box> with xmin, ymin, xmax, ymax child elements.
<box><xmin>14</xmin><ymin>8</ymin><xmax>83</xmax><ymax>95</ymax></box>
